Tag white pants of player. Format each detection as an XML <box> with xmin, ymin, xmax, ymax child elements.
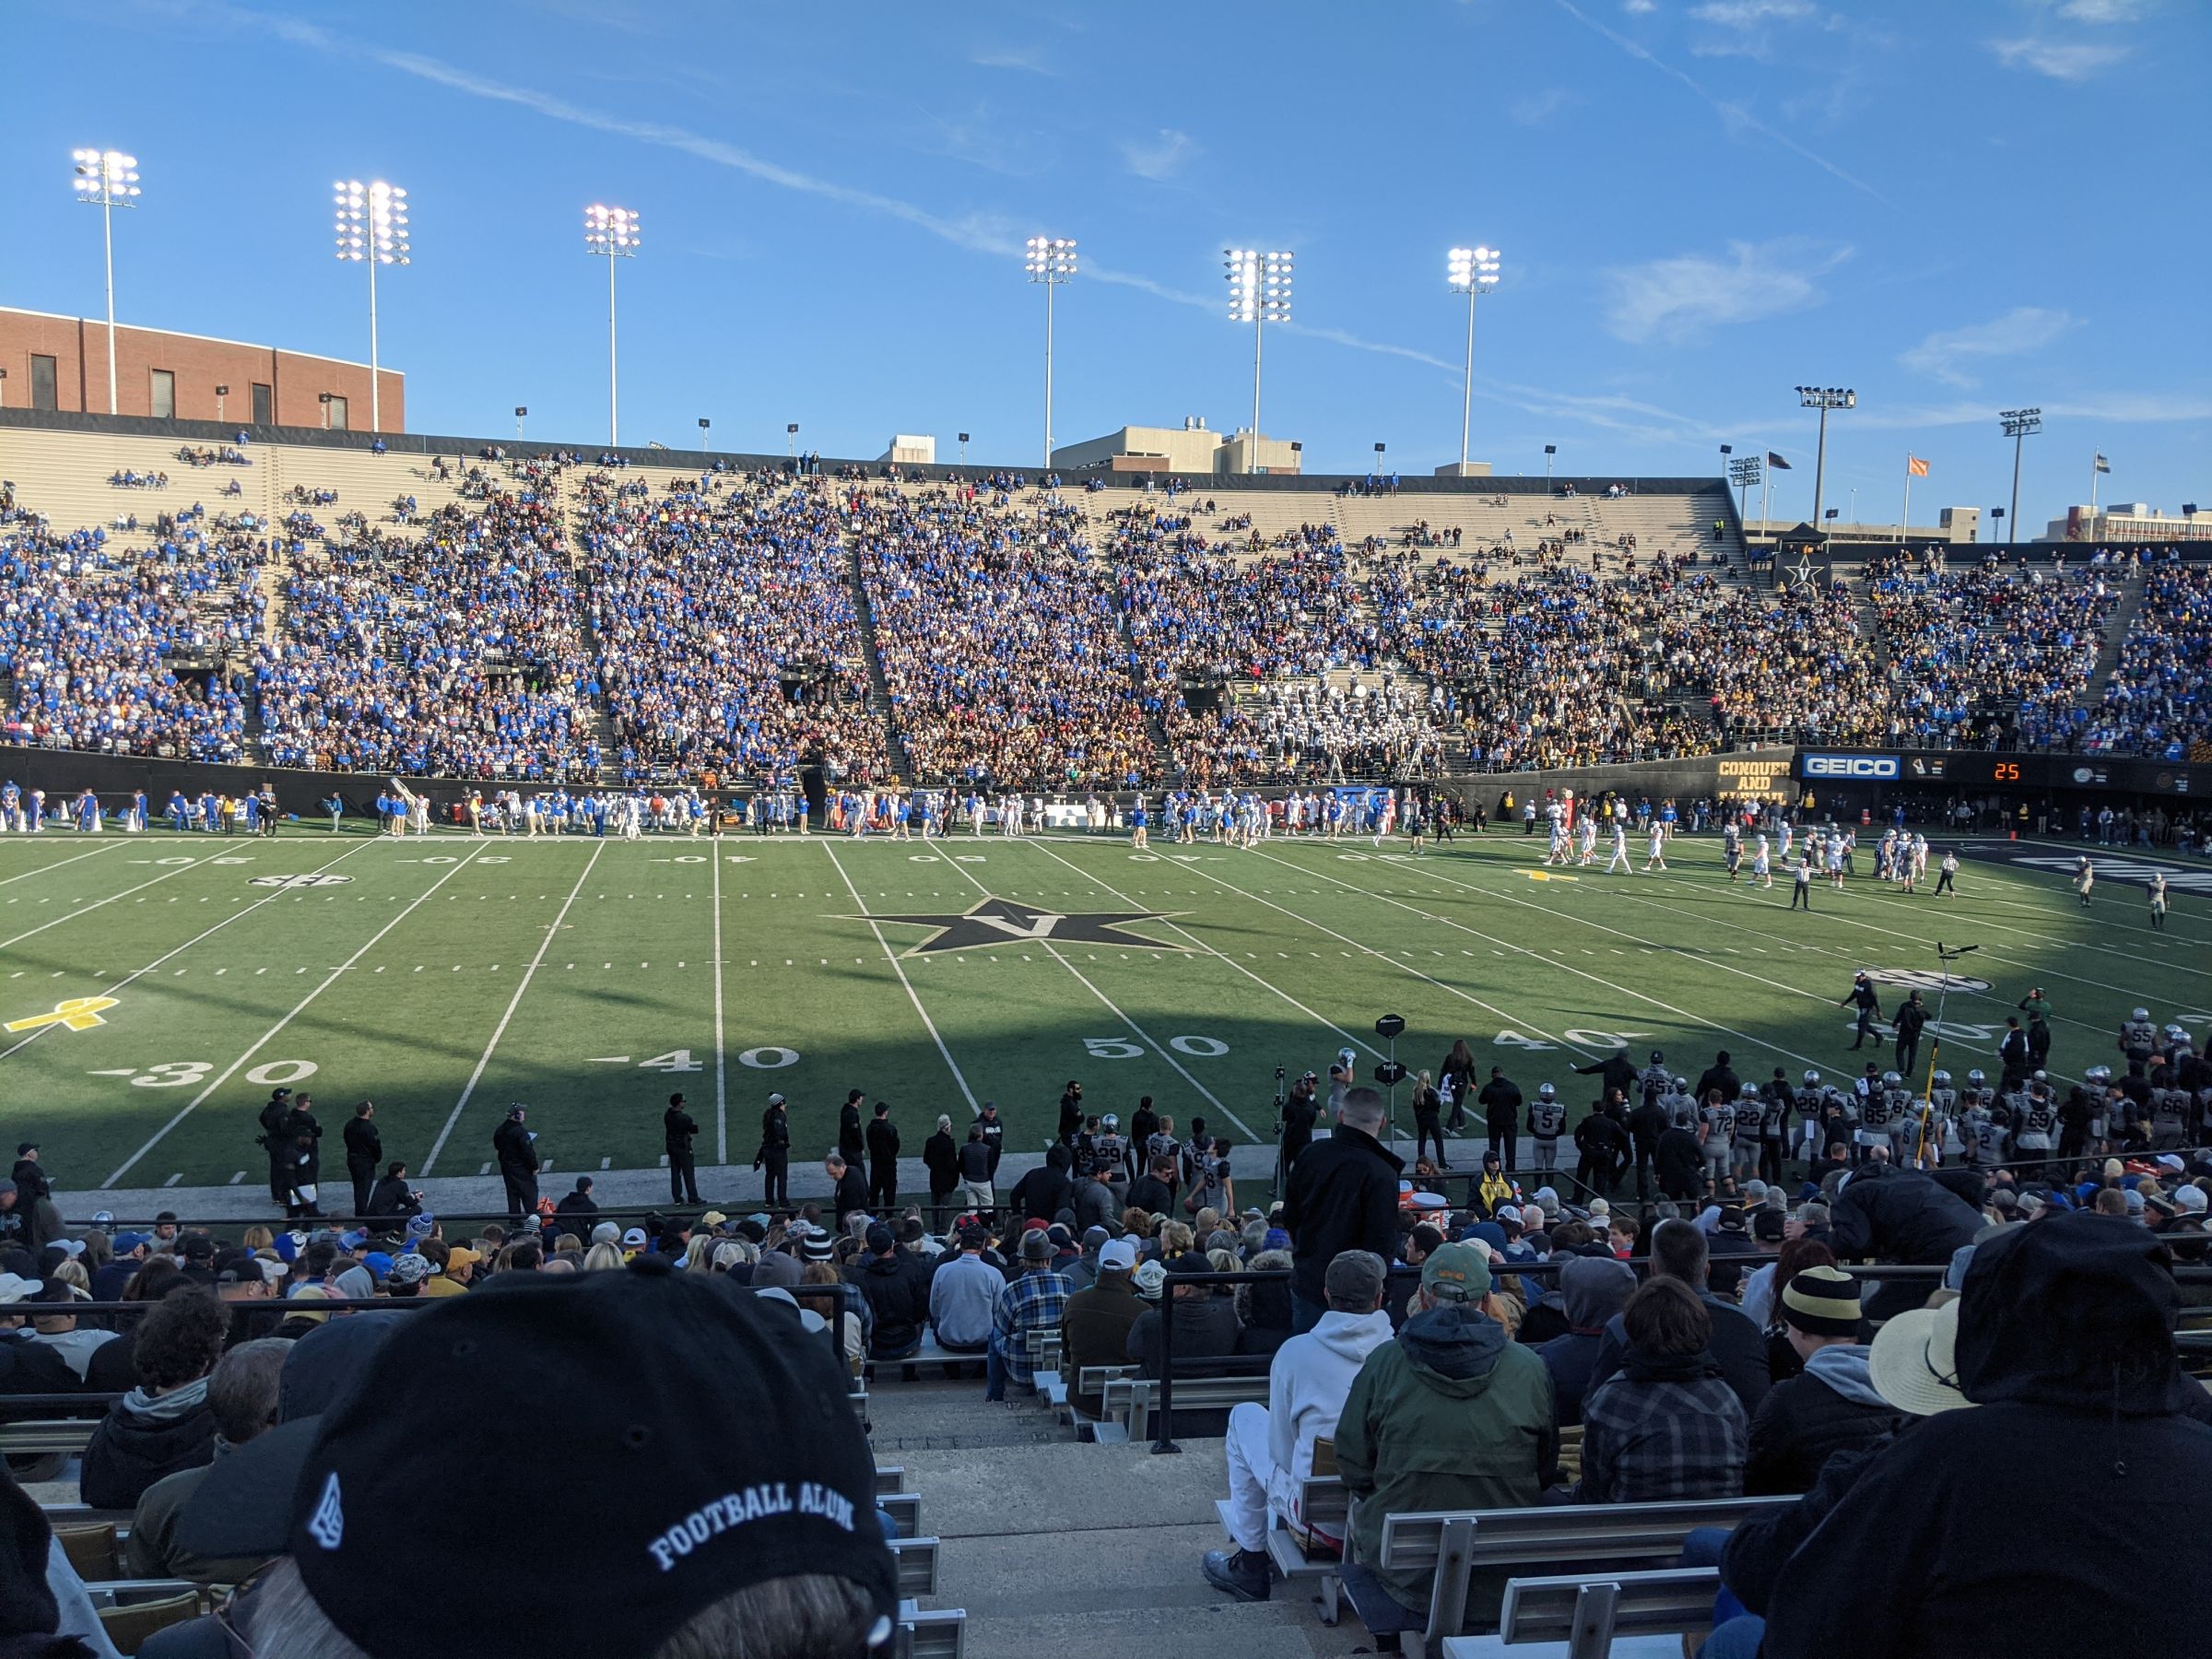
<box><xmin>1531</xmin><ymin>1139</ymin><xmax>1558</xmax><ymax>1171</ymax></box>
<box><xmin>1223</xmin><ymin>1401</ymin><xmax>1280</xmax><ymax>1552</ymax></box>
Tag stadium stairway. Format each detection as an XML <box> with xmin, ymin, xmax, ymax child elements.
<box><xmin>869</xmin><ymin>1382</ymin><xmax>1371</xmax><ymax>1659</ymax></box>
<box><xmin>2077</xmin><ymin>562</ymin><xmax>2148</xmax><ymax>710</ymax></box>
<box><xmin>846</xmin><ymin>538</ymin><xmax>914</xmax><ymax>779</ymax></box>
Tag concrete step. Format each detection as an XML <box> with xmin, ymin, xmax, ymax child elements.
<box><xmin>949</xmin><ymin>1581</ymin><xmax>1367</xmax><ymax>1659</ymax></box>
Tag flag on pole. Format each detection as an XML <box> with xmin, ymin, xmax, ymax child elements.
<box><xmin>2094</xmin><ymin>453</ymin><xmax>2111</xmax><ymax>474</ymax></box>
<box><xmin>1907</xmin><ymin>455</ymin><xmax>1929</xmax><ymax>477</ymax></box>
<box><xmin>1768</xmin><ymin>452</ymin><xmax>1793</xmax><ymax>469</ymax></box>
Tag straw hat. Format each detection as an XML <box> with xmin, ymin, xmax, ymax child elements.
<box><xmin>1868</xmin><ymin>1299</ymin><xmax>1973</xmax><ymax>1418</ymax></box>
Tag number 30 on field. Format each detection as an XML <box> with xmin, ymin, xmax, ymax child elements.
<box><xmin>100</xmin><ymin>1059</ymin><xmax>319</xmax><ymax>1088</ymax></box>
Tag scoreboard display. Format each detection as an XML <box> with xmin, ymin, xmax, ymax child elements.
<box><xmin>1796</xmin><ymin>748</ymin><xmax>2200</xmax><ymax>797</ymax></box>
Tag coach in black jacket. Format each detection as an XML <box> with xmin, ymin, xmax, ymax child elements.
<box><xmin>341</xmin><ymin>1102</ymin><xmax>381</xmax><ymax>1218</ymax></box>
<box><xmin>665</xmin><ymin>1094</ymin><xmax>702</xmax><ymax>1206</ymax></box>
<box><xmin>1572</xmin><ymin>1050</ymin><xmax>1637</xmax><ymax>1100</ymax></box>
<box><xmin>1280</xmin><ymin>1088</ymin><xmax>1403</xmax><ymax>1333</ymax></box>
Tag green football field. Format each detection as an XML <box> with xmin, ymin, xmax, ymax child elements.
<box><xmin>0</xmin><ymin>822</ymin><xmax>2204</xmax><ymax>1199</ymax></box>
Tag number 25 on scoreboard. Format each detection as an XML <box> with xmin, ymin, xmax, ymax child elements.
<box><xmin>1994</xmin><ymin>762</ymin><xmax>2022</xmax><ymax>782</ymax></box>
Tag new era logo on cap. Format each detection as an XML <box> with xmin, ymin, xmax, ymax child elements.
<box><xmin>308</xmin><ymin>1471</ymin><xmax>345</xmax><ymax>1550</ymax></box>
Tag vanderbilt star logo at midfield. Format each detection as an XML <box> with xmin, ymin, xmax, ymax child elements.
<box><xmin>862</xmin><ymin>897</ymin><xmax>1187</xmax><ymax>956</ymax></box>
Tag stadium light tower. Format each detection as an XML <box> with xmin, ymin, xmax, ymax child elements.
<box><xmin>1446</xmin><ymin>245</ymin><xmax>1500</xmax><ymax>473</ymax></box>
<box><xmin>333</xmin><ymin>180</ymin><xmax>408</xmax><ymax>433</ymax></box>
<box><xmin>1226</xmin><ymin>248</ymin><xmax>1291</xmax><ymax>473</ymax></box>
<box><xmin>1794</xmin><ymin>386</ymin><xmax>1854</xmax><ymax>538</ymax></box>
<box><xmin>1024</xmin><ymin>236</ymin><xmax>1077</xmax><ymax>471</ymax></box>
<box><xmin>584</xmin><ymin>205</ymin><xmax>641</xmax><ymax>448</ymax></box>
<box><xmin>1999</xmin><ymin>407</ymin><xmax>2041</xmax><ymax>546</ymax></box>
<box><xmin>71</xmin><ymin>148</ymin><xmax>141</xmax><ymax>416</ymax></box>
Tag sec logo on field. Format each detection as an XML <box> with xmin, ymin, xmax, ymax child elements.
<box><xmin>249</xmin><ymin>874</ymin><xmax>355</xmax><ymax>889</ymax></box>
<box><xmin>1857</xmin><ymin>967</ymin><xmax>1991</xmax><ymax>993</ymax></box>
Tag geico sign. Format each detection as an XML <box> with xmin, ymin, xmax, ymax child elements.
<box><xmin>1804</xmin><ymin>755</ymin><xmax>1899</xmax><ymax>779</ymax></box>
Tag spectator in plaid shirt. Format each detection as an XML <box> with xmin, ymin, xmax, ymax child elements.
<box><xmin>986</xmin><ymin>1230</ymin><xmax>1072</xmax><ymax>1400</ymax></box>
<box><xmin>1577</xmin><ymin>1277</ymin><xmax>1748</xmax><ymax>1503</ymax></box>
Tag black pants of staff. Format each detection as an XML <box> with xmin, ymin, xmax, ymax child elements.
<box><xmin>1487</xmin><ymin>1125</ymin><xmax>1518</xmax><ymax>1171</ymax></box>
<box><xmin>502</xmin><ymin>1173</ymin><xmax>538</xmax><ymax>1226</ymax></box>
<box><xmin>1415</xmin><ymin>1113</ymin><xmax>1446</xmax><ymax>1169</ymax></box>
<box><xmin>1895</xmin><ymin>1037</ymin><xmax>1919</xmax><ymax>1079</ymax></box>
<box><xmin>347</xmin><ymin>1159</ymin><xmax>375</xmax><ymax>1218</ymax></box>
<box><xmin>670</xmin><ymin>1149</ymin><xmax>701</xmax><ymax>1206</ymax></box>
<box><xmin>1577</xmin><ymin>1153</ymin><xmax>1617</xmax><ymax>1199</ymax></box>
<box><xmin>266</xmin><ymin>1157</ymin><xmax>290</xmax><ymax>1209</ymax></box>
<box><xmin>760</xmin><ymin>1151</ymin><xmax>789</xmax><ymax>1206</ymax></box>
<box><xmin>1933</xmin><ymin>869</ymin><xmax>1954</xmax><ymax>895</ymax></box>
<box><xmin>1759</xmin><ymin>1139</ymin><xmax>1784</xmax><ymax>1185</ymax></box>
<box><xmin>1851</xmin><ymin>1010</ymin><xmax>1877</xmax><ymax>1048</ymax></box>
<box><xmin>1790</xmin><ymin>882</ymin><xmax>1811</xmax><ymax>910</ymax></box>
<box><xmin>869</xmin><ymin>1162</ymin><xmax>897</xmax><ymax>1209</ymax></box>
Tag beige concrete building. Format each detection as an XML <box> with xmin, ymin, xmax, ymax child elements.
<box><xmin>1050</xmin><ymin>418</ymin><xmax>1300</xmax><ymax>476</ymax></box>
<box><xmin>2044</xmin><ymin>502</ymin><xmax>2212</xmax><ymax>543</ymax></box>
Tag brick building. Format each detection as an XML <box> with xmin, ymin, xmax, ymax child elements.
<box><xmin>0</xmin><ymin>306</ymin><xmax>404</xmax><ymax>431</ymax></box>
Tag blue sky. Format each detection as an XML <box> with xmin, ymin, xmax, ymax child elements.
<box><xmin>5</xmin><ymin>0</ymin><xmax>2206</xmax><ymax>532</ymax></box>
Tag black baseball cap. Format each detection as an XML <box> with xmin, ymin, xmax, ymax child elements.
<box><xmin>182</xmin><ymin>1262</ymin><xmax>894</xmax><ymax>1656</ymax></box>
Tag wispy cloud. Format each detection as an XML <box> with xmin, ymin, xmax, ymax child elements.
<box><xmin>1548</xmin><ymin>0</ymin><xmax>1888</xmax><ymax>202</ymax></box>
<box><xmin>1605</xmin><ymin>238</ymin><xmax>1851</xmax><ymax>344</ymax></box>
<box><xmin>1688</xmin><ymin>0</ymin><xmax>1818</xmax><ymax>24</ymax></box>
<box><xmin>2054</xmin><ymin>0</ymin><xmax>2142</xmax><ymax>22</ymax></box>
<box><xmin>1853</xmin><ymin>394</ymin><xmax>2212</xmax><ymax>431</ymax></box>
<box><xmin>1622</xmin><ymin>0</ymin><xmax>1658</xmax><ymax>13</ymax></box>
<box><xmin>1988</xmin><ymin>37</ymin><xmax>2130</xmax><ymax>78</ymax></box>
<box><xmin>970</xmin><ymin>43</ymin><xmax>1056</xmax><ymax>76</ymax></box>
<box><xmin>1899</xmin><ymin>306</ymin><xmax>2077</xmax><ymax>388</ymax></box>
<box><xmin>1510</xmin><ymin>87</ymin><xmax>1581</xmax><ymax>124</ymax></box>
<box><xmin>1121</xmin><ymin>128</ymin><xmax>1195</xmax><ymax>182</ymax></box>
<box><xmin>230</xmin><ymin>9</ymin><xmax>1024</xmax><ymax>254</ymax></box>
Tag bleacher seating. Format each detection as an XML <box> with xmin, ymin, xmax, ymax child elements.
<box><xmin>6</xmin><ymin>424</ymin><xmax>2211</xmax><ymax>785</ymax></box>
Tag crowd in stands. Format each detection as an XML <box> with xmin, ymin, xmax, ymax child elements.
<box><xmin>6</xmin><ymin>453</ymin><xmax>2212</xmax><ymax>784</ymax></box>
<box><xmin>4</xmin><ymin>1059</ymin><xmax>2206</xmax><ymax>1655</ymax></box>
<box><xmin>2085</xmin><ymin>560</ymin><xmax>2212</xmax><ymax>759</ymax></box>
<box><xmin>0</xmin><ymin>507</ymin><xmax>262</xmax><ymax>761</ymax></box>
<box><xmin>255</xmin><ymin>483</ymin><xmax>597</xmax><ymax>779</ymax></box>
<box><xmin>1862</xmin><ymin>552</ymin><xmax>2117</xmax><ymax>748</ymax></box>
<box><xmin>577</xmin><ymin>472</ymin><xmax>891</xmax><ymax>785</ymax></box>
<box><xmin>854</xmin><ymin>481</ymin><xmax>1152</xmax><ymax>788</ymax></box>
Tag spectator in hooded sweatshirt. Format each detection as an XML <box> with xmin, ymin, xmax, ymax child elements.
<box><xmin>1202</xmin><ymin>1249</ymin><xmax>1394</xmax><ymax>1602</ymax></box>
<box><xmin>1334</xmin><ymin>1241</ymin><xmax>1555</xmax><ymax>1627</ymax></box>
<box><xmin>80</xmin><ymin>1291</ymin><xmax>228</xmax><ymax>1509</ymax></box>
<box><xmin>1756</xmin><ymin>1213</ymin><xmax>2212</xmax><ymax>1659</ymax></box>
<box><xmin>1536</xmin><ymin>1254</ymin><xmax>1637</xmax><ymax>1426</ymax></box>
<box><xmin>845</xmin><ymin>1223</ymin><xmax>929</xmax><ymax>1371</ymax></box>
<box><xmin>1577</xmin><ymin>1277</ymin><xmax>1747</xmax><ymax>1504</ymax></box>
<box><xmin>1744</xmin><ymin>1266</ymin><xmax>1900</xmax><ymax>1494</ymax></box>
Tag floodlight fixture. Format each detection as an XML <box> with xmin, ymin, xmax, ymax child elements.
<box><xmin>72</xmin><ymin>147</ymin><xmax>141</xmax><ymax>415</ymax></box>
<box><xmin>332</xmin><ymin>180</ymin><xmax>409</xmax><ymax>431</ymax></box>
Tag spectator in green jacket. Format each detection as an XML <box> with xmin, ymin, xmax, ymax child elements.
<box><xmin>1333</xmin><ymin>1241</ymin><xmax>1555</xmax><ymax>1626</ymax></box>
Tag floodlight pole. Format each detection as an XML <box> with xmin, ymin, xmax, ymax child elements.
<box><xmin>73</xmin><ymin>150</ymin><xmax>141</xmax><ymax>416</ymax></box>
<box><xmin>2001</xmin><ymin>409</ymin><xmax>2041</xmax><ymax>547</ymax></box>
<box><xmin>1796</xmin><ymin>386</ymin><xmax>1855</xmax><ymax>540</ymax></box>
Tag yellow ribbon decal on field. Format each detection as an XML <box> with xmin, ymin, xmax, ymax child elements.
<box><xmin>5</xmin><ymin>996</ymin><xmax>120</xmax><ymax>1033</ymax></box>
<box><xmin>1525</xmin><ymin>871</ymin><xmax>1580</xmax><ymax>883</ymax></box>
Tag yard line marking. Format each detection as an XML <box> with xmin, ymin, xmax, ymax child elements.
<box><xmin>1042</xmin><ymin>836</ymin><xmax>1594</xmax><ymax>1062</ymax></box>
<box><xmin>712</xmin><ymin>845</ymin><xmax>727</xmax><ymax>1164</ymax></box>
<box><xmin>0</xmin><ymin>851</ymin><xmax>230</xmax><ymax>951</ymax></box>
<box><xmin>1018</xmin><ymin>839</ymin><xmax>1386</xmax><ymax>1068</ymax></box>
<box><xmin>1250</xmin><ymin>843</ymin><xmax>1851</xmax><ymax>1080</ymax></box>
<box><xmin>229</xmin><ymin>1171</ymin><xmax>244</xmax><ymax>1185</ymax></box>
<box><xmin>424</xmin><ymin>842</ymin><xmax>605</xmax><ymax>1175</ymax></box>
<box><xmin>921</xmin><ymin>849</ymin><xmax>1253</xmax><ymax>1136</ymax></box>
<box><xmin>1</xmin><ymin>841</ymin><xmax>371</xmax><ymax>1065</ymax></box>
<box><xmin>822</xmin><ymin>843</ymin><xmax>978</xmax><ymax>1113</ymax></box>
<box><xmin>0</xmin><ymin>841</ymin><xmax>123</xmax><ymax>888</ymax></box>
<box><xmin>1566</xmin><ymin>863</ymin><xmax>2123</xmax><ymax>1039</ymax></box>
<box><xmin>103</xmin><ymin>845</ymin><xmax>489</xmax><ymax>1187</ymax></box>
